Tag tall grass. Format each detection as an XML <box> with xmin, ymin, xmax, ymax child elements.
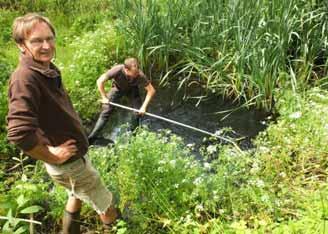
<box><xmin>114</xmin><ymin>0</ymin><xmax>328</xmax><ymax>111</ymax></box>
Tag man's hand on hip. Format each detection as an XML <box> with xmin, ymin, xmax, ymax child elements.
<box><xmin>48</xmin><ymin>139</ymin><xmax>78</xmax><ymax>164</ymax></box>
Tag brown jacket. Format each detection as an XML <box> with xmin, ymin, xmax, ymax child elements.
<box><xmin>7</xmin><ymin>55</ymin><xmax>88</xmax><ymax>162</ymax></box>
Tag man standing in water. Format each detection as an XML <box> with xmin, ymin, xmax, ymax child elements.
<box><xmin>88</xmin><ymin>57</ymin><xmax>156</xmax><ymax>144</ymax></box>
<box><xmin>7</xmin><ymin>13</ymin><xmax>120</xmax><ymax>233</ymax></box>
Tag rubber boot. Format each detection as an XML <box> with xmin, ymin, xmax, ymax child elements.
<box><xmin>129</xmin><ymin>116</ymin><xmax>141</xmax><ymax>133</ymax></box>
<box><xmin>62</xmin><ymin>210</ymin><xmax>80</xmax><ymax>234</ymax></box>
<box><xmin>88</xmin><ymin>117</ymin><xmax>107</xmax><ymax>144</ymax></box>
<box><xmin>103</xmin><ymin>206</ymin><xmax>122</xmax><ymax>232</ymax></box>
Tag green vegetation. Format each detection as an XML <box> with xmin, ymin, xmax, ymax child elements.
<box><xmin>1</xmin><ymin>89</ymin><xmax>327</xmax><ymax>233</ymax></box>
<box><xmin>114</xmin><ymin>0</ymin><xmax>328</xmax><ymax>110</ymax></box>
<box><xmin>0</xmin><ymin>0</ymin><xmax>327</xmax><ymax>233</ymax></box>
<box><xmin>0</xmin><ymin>52</ymin><xmax>15</xmax><ymax>156</ymax></box>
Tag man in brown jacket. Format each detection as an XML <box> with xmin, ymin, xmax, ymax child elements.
<box><xmin>7</xmin><ymin>13</ymin><xmax>120</xmax><ymax>233</ymax></box>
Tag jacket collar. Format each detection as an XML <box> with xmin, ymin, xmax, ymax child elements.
<box><xmin>19</xmin><ymin>54</ymin><xmax>61</xmax><ymax>79</ymax></box>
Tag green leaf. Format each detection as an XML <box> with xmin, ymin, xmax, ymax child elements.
<box><xmin>3</xmin><ymin>211</ymin><xmax>20</xmax><ymax>231</ymax></box>
<box><xmin>0</xmin><ymin>202</ymin><xmax>13</xmax><ymax>209</ymax></box>
<box><xmin>6</xmin><ymin>209</ymin><xmax>13</xmax><ymax>223</ymax></box>
<box><xmin>14</xmin><ymin>226</ymin><xmax>27</xmax><ymax>234</ymax></box>
<box><xmin>19</xmin><ymin>205</ymin><xmax>43</xmax><ymax>214</ymax></box>
<box><xmin>16</xmin><ymin>195</ymin><xmax>27</xmax><ymax>208</ymax></box>
<box><xmin>2</xmin><ymin>221</ymin><xmax>13</xmax><ymax>232</ymax></box>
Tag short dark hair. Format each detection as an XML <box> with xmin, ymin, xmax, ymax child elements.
<box><xmin>124</xmin><ymin>57</ymin><xmax>139</xmax><ymax>70</ymax></box>
<box><xmin>12</xmin><ymin>13</ymin><xmax>56</xmax><ymax>44</ymax></box>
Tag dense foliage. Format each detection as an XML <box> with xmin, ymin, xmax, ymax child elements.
<box><xmin>114</xmin><ymin>0</ymin><xmax>328</xmax><ymax>110</ymax></box>
<box><xmin>1</xmin><ymin>89</ymin><xmax>327</xmax><ymax>233</ymax></box>
<box><xmin>0</xmin><ymin>53</ymin><xmax>15</xmax><ymax>155</ymax></box>
<box><xmin>0</xmin><ymin>0</ymin><xmax>327</xmax><ymax>233</ymax></box>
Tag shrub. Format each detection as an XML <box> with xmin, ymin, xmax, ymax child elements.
<box><xmin>89</xmin><ymin>129</ymin><xmax>219</xmax><ymax>232</ymax></box>
<box><xmin>0</xmin><ymin>52</ymin><xmax>15</xmax><ymax>155</ymax></box>
<box><xmin>88</xmin><ymin>88</ymin><xmax>328</xmax><ymax>233</ymax></box>
<box><xmin>0</xmin><ymin>9</ymin><xmax>19</xmax><ymax>44</ymax></box>
<box><xmin>60</xmin><ymin>22</ymin><xmax>126</xmax><ymax>121</ymax></box>
<box><xmin>207</xmin><ymin>88</ymin><xmax>328</xmax><ymax>232</ymax></box>
<box><xmin>0</xmin><ymin>161</ymin><xmax>50</xmax><ymax>234</ymax></box>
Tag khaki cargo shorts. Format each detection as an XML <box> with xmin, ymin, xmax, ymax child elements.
<box><xmin>44</xmin><ymin>156</ymin><xmax>114</xmax><ymax>214</ymax></box>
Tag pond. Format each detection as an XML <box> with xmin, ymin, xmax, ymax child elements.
<box><xmin>88</xmin><ymin>81</ymin><xmax>269</xmax><ymax>150</ymax></box>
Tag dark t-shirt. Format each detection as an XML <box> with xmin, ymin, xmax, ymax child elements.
<box><xmin>104</xmin><ymin>64</ymin><xmax>150</xmax><ymax>92</ymax></box>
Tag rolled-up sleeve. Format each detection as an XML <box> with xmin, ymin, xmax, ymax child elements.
<box><xmin>7</xmin><ymin>74</ymin><xmax>41</xmax><ymax>151</ymax></box>
<box><xmin>105</xmin><ymin>64</ymin><xmax>122</xmax><ymax>78</ymax></box>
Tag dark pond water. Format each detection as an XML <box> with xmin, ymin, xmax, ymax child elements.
<box><xmin>89</xmin><ymin>81</ymin><xmax>269</xmax><ymax>150</ymax></box>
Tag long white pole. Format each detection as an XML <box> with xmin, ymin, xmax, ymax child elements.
<box><xmin>109</xmin><ymin>101</ymin><xmax>243</xmax><ymax>153</ymax></box>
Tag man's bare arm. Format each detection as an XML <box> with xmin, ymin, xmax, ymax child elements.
<box><xmin>138</xmin><ymin>83</ymin><xmax>156</xmax><ymax>115</ymax></box>
<box><xmin>97</xmin><ymin>73</ymin><xmax>111</xmax><ymax>103</ymax></box>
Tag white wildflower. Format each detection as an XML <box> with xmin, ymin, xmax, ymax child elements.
<box><xmin>324</xmin><ymin>124</ymin><xmax>328</xmax><ymax>130</ymax></box>
<box><xmin>250</xmin><ymin>162</ymin><xmax>260</xmax><ymax>174</ymax></box>
<box><xmin>195</xmin><ymin>204</ymin><xmax>204</xmax><ymax>211</ymax></box>
<box><xmin>206</xmin><ymin>145</ymin><xmax>217</xmax><ymax>154</ymax></box>
<box><xmin>256</xmin><ymin>179</ymin><xmax>265</xmax><ymax>188</ymax></box>
<box><xmin>169</xmin><ymin>160</ymin><xmax>176</xmax><ymax>167</ymax></box>
<box><xmin>289</xmin><ymin>111</ymin><xmax>302</xmax><ymax>119</ymax></box>
<box><xmin>279</xmin><ymin>172</ymin><xmax>286</xmax><ymax>178</ymax></box>
<box><xmin>203</xmin><ymin>162</ymin><xmax>211</xmax><ymax>170</ymax></box>
<box><xmin>193</xmin><ymin>177</ymin><xmax>203</xmax><ymax>185</ymax></box>
<box><xmin>258</xmin><ymin>18</ymin><xmax>266</xmax><ymax>27</ymax></box>
<box><xmin>214</xmin><ymin>130</ymin><xmax>223</xmax><ymax>136</ymax></box>
<box><xmin>159</xmin><ymin>160</ymin><xmax>166</xmax><ymax>164</ymax></box>
<box><xmin>260</xmin><ymin>194</ymin><xmax>270</xmax><ymax>202</ymax></box>
<box><xmin>259</xmin><ymin>146</ymin><xmax>269</xmax><ymax>153</ymax></box>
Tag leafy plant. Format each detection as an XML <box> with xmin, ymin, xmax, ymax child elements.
<box><xmin>58</xmin><ymin>22</ymin><xmax>126</xmax><ymax>120</ymax></box>
<box><xmin>0</xmin><ymin>194</ymin><xmax>43</xmax><ymax>234</ymax></box>
<box><xmin>0</xmin><ymin>51</ymin><xmax>15</xmax><ymax>155</ymax></box>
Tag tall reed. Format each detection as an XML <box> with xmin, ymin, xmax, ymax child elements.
<box><xmin>114</xmin><ymin>0</ymin><xmax>328</xmax><ymax>111</ymax></box>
